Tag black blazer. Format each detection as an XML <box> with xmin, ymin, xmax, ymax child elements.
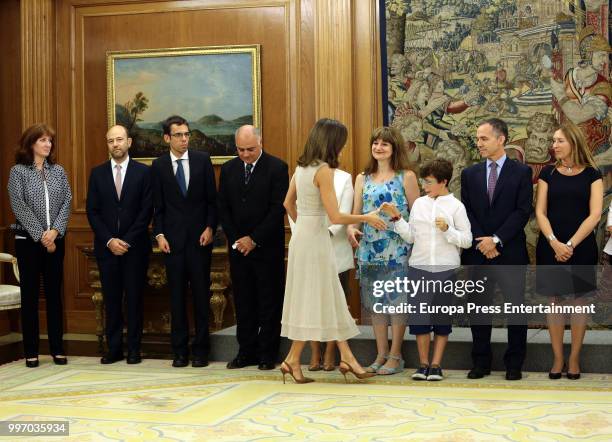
<box><xmin>86</xmin><ymin>159</ymin><xmax>153</xmax><ymax>259</ymax></box>
<box><xmin>218</xmin><ymin>151</ymin><xmax>288</xmax><ymax>257</ymax></box>
<box><xmin>460</xmin><ymin>158</ymin><xmax>532</xmax><ymax>265</ymax></box>
<box><xmin>151</xmin><ymin>150</ymin><xmax>217</xmax><ymax>251</ymax></box>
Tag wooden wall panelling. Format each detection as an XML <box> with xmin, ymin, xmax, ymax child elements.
<box><xmin>0</xmin><ymin>0</ymin><xmax>22</xmax><ymax>230</ymax></box>
<box><xmin>313</xmin><ymin>0</ymin><xmax>354</xmax><ymax>171</ymax></box>
<box><xmin>0</xmin><ymin>1</ymin><xmax>22</xmax><ymax>335</ymax></box>
<box><xmin>353</xmin><ymin>0</ymin><xmax>383</xmax><ymax>173</ymax></box>
<box><xmin>20</xmin><ymin>0</ymin><xmax>56</xmax><ymax>130</ymax></box>
<box><xmin>52</xmin><ymin>0</ymin><xmax>313</xmax><ymax>335</ymax></box>
<box><xmin>19</xmin><ymin>0</ymin><xmax>381</xmax><ymax>335</ymax></box>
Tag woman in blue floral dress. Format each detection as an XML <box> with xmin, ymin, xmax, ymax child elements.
<box><xmin>348</xmin><ymin>127</ymin><xmax>419</xmax><ymax>375</ymax></box>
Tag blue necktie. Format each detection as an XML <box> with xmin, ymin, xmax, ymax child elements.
<box><xmin>176</xmin><ymin>159</ymin><xmax>187</xmax><ymax>196</ymax></box>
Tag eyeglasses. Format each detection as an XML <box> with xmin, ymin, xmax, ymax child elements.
<box><xmin>419</xmin><ymin>178</ymin><xmax>438</xmax><ymax>186</ymax></box>
<box><xmin>171</xmin><ymin>131</ymin><xmax>191</xmax><ymax>139</ymax></box>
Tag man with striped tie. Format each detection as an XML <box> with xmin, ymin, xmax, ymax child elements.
<box><xmin>460</xmin><ymin>118</ymin><xmax>533</xmax><ymax>381</ymax></box>
<box><xmin>151</xmin><ymin>115</ymin><xmax>217</xmax><ymax>368</ymax></box>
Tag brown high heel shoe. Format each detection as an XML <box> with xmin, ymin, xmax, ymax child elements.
<box><xmin>339</xmin><ymin>360</ymin><xmax>376</xmax><ymax>382</ymax></box>
<box><xmin>280</xmin><ymin>361</ymin><xmax>315</xmax><ymax>384</ymax></box>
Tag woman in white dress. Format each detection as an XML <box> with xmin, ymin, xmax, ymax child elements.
<box><xmin>280</xmin><ymin>118</ymin><xmax>386</xmax><ymax>383</ymax></box>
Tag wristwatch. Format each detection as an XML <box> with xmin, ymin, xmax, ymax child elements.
<box><xmin>566</xmin><ymin>240</ymin><xmax>573</xmax><ymax>249</ymax></box>
<box><xmin>492</xmin><ymin>235</ymin><xmax>502</xmax><ymax>247</ymax></box>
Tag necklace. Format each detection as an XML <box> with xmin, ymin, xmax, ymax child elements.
<box><xmin>562</xmin><ymin>162</ymin><xmax>575</xmax><ymax>173</ymax></box>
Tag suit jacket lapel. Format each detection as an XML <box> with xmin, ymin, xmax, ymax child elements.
<box><xmin>163</xmin><ymin>153</ymin><xmax>185</xmax><ymax>199</ymax></box>
<box><xmin>491</xmin><ymin>159</ymin><xmax>513</xmax><ymax>204</ymax></box>
<box><xmin>245</xmin><ymin>152</ymin><xmax>266</xmax><ymax>190</ymax></box>
<box><xmin>185</xmin><ymin>153</ymin><xmax>197</xmax><ymax>199</ymax></box>
<box><xmin>475</xmin><ymin>162</ymin><xmax>488</xmax><ymax>205</ymax></box>
<box><xmin>104</xmin><ymin>160</ymin><xmax>119</xmax><ymax>202</ymax></box>
<box><xmin>120</xmin><ymin>160</ymin><xmax>136</xmax><ymax>201</ymax></box>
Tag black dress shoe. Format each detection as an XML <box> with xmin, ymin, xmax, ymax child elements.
<box><xmin>52</xmin><ymin>355</ymin><xmax>68</xmax><ymax>365</ymax></box>
<box><xmin>548</xmin><ymin>371</ymin><xmax>562</xmax><ymax>379</ymax></box>
<box><xmin>126</xmin><ymin>353</ymin><xmax>142</xmax><ymax>364</ymax></box>
<box><xmin>566</xmin><ymin>372</ymin><xmax>581</xmax><ymax>380</ymax></box>
<box><xmin>258</xmin><ymin>361</ymin><xmax>276</xmax><ymax>370</ymax></box>
<box><xmin>101</xmin><ymin>353</ymin><xmax>124</xmax><ymax>364</ymax></box>
<box><xmin>226</xmin><ymin>356</ymin><xmax>258</xmax><ymax>369</ymax></box>
<box><xmin>467</xmin><ymin>367</ymin><xmax>491</xmax><ymax>379</ymax></box>
<box><xmin>192</xmin><ymin>358</ymin><xmax>209</xmax><ymax>368</ymax></box>
<box><xmin>506</xmin><ymin>369</ymin><xmax>522</xmax><ymax>381</ymax></box>
<box><xmin>25</xmin><ymin>358</ymin><xmax>39</xmax><ymax>368</ymax></box>
<box><xmin>172</xmin><ymin>356</ymin><xmax>189</xmax><ymax>368</ymax></box>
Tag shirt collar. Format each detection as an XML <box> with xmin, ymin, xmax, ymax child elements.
<box><xmin>486</xmin><ymin>154</ymin><xmax>507</xmax><ymax>170</ymax></box>
<box><xmin>111</xmin><ymin>155</ymin><xmax>130</xmax><ymax>169</ymax></box>
<box><xmin>170</xmin><ymin>150</ymin><xmax>189</xmax><ymax>163</ymax></box>
<box><xmin>426</xmin><ymin>192</ymin><xmax>454</xmax><ymax>201</ymax></box>
<box><xmin>244</xmin><ymin>149</ymin><xmax>263</xmax><ymax>169</ymax></box>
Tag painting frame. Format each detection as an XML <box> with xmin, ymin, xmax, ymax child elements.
<box><xmin>106</xmin><ymin>44</ymin><xmax>262</xmax><ymax>165</ymax></box>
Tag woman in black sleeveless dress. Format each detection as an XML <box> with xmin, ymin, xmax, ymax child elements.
<box><xmin>535</xmin><ymin>122</ymin><xmax>604</xmax><ymax>380</ymax></box>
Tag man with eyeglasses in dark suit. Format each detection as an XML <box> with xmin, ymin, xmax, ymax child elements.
<box><xmin>151</xmin><ymin>115</ymin><xmax>217</xmax><ymax>368</ymax></box>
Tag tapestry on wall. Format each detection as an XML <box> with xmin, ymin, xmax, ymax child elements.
<box><xmin>383</xmin><ymin>0</ymin><xmax>612</xmax><ymax>259</ymax></box>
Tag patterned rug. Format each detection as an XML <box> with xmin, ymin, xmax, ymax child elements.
<box><xmin>0</xmin><ymin>357</ymin><xmax>610</xmax><ymax>441</ymax></box>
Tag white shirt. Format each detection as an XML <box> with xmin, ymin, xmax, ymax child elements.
<box><xmin>328</xmin><ymin>169</ymin><xmax>355</xmax><ymax>273</ymax></box>
<box><xmin>170</xmin><ymin>150</ymin><xmax>190</xmax><ymax>189</ymax></box>
<box><xmin>393</xmin><ymin>193</ymin><xmax>472</xmax><ymax>271</ymax></box>
<box><xmin>605</xmin><ymin>201</ymin><xmax>612</xmax><ymax>255</ymax></box>
<box><xmin>110</xmin><ymin>155</ymin><xmax>129</xmax><ymax>189</ymax></box>
<box><xmin>289</xmin><ymin>168</ymin><xmax>355</xmax><ymax>273</ymax></box>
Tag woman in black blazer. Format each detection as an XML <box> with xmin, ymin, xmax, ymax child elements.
<box><xmin>7</xmin><ymin>124</ymin><xmax>72</xmax><ymax>367</ymax></box>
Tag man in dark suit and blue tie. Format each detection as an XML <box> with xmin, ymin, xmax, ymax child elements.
<box><xmin>86</xmin><ymin>125</ymin><xmax>153</xmax><ymax>365</ymax></box>
<box><xmin>218</xmin><ymin>125</ymin><xmax>288</xmax><ymax>370</ymax></box>
<box><xmin>151</xmin><ymin>115</ymin><xmax>217</xmax><ymax>368</ymax></box>
<box><xmin>461</xmin><ymin>118</ymin><xmax>533</xmax><ymax>381</ymax></box>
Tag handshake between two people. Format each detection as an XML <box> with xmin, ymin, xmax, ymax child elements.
<box><xmin>347</xmin><ymin>202</ymin><xmax>451</xmax><ymax>248</ymax></box>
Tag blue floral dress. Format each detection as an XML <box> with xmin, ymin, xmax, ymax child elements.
<box><xmin>357</xmin><ymin>172</ymin><xmax>411</xmax><ymax>314</ymax></box>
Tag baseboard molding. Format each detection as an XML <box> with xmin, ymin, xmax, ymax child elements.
<box><xmin>3</xmin><ymin>327</ymin><xmax>611</xmax><ymax>373</ymax></box>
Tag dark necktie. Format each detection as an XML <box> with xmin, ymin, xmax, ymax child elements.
<box><xmin>176</xmin><ymin>159</ymin><xmax>187</xmax><ymax>196</ymax></box>
<box><xmin>245</xmin><ymin>163</ymin><xmax>253</xmax><ymax>184</ymax></box>
<box><xmin>487</xmin><ymin>161</ymin><xmax>498</xmax><ymax>203</ymax></box>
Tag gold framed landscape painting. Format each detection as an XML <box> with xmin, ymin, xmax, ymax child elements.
<box><xmin>106</xmin><ymin>45</ymin><xmax>261</xmax><ymax>164</ymax></box>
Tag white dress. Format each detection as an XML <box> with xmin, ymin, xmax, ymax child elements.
<box><xmin>281</xmin><ymin>163</ymin><xmax>360</xmax><ymax>341</ymax></box>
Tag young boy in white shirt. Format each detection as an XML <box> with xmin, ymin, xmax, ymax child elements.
<box><xmin>380</xmin><ymin>159</ymin><xmax>472</xmax><ymax>380</ymax></box>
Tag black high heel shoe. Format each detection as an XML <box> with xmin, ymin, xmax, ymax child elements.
<box><xmin>566</xmin><ymin>372</ymin><xmax>581</xmax><ymax>380</ymax></box>
<box><xmin>52</xmin><ymin>355</ymin><xmax>68</xmax><ymax>365</ymax></box>
<box><xmin>549</xmin><ymin>363</ymin><xmax>566</xmax><ymax>380</ymax></box>
<box><xmin>25</xmin><ymin>358</ymin><xmax>39</xmax><ymax>368</ymax></box>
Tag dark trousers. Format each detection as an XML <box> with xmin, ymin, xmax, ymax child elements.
<box><xmin>15</xmin><ymin>236</ymin><xmax>65</xmax><ymax>358</ymax></box>
<box><xmin>230</xmin><ymin>250</ymin><xmax>285</xmax><ymax>363</ymax></box>
<box><xmin>469</xmin><ymin>265</ymin><xmax>527</xmax><ymax>370</ymax></box>
<box><xmin>338</xmin><ymin>270</ymin><xmax>351</xmax><ymax>298</ymax></box>
<box><xmin>97</xmin><ymin>249</ymin><xmax>149</xmax><ymax>355</ymax></box>
<box><xmin>165</xmin><ymin>243</ymin><xmax>212</xmax><ymax>358</ymax></box>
